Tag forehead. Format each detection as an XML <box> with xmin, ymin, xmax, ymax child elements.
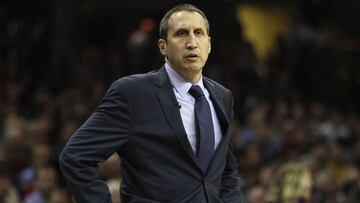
<box><xmin>168</xmin><ymin>11</ymin><xmax>207</xmax><ymax>31</ymax></box>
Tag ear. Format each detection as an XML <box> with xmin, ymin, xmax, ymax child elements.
<box><xmin>158</xmin><ymin>39</ymin><xmax>167</xmax><ymax>56</ymax></box>
<box><xmin>208</xmin><ymin>37</ymin><xmax>211</xmax><ymax>54</ymax></box>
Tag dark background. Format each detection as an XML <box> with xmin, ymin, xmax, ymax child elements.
<box><xmin>1</xmin><ymin>0</ymin><xmax>360</xmax><ymax>202</ymax></box>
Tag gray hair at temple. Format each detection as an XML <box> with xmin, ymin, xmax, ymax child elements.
<box><xmin>159</xmin><ymin>4</ymin><xmax>210</xmax><ymax>41</ymax></box>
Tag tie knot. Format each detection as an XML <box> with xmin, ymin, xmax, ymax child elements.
<box><xmin>189</xmin><ymin>85</ymin><xmax>204</xmax><ymax>99</ymax></box>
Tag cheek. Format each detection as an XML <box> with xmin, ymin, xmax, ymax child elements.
<box><xmin>202</xmin><ymin>46</ymin><xmax>210</xmax><ymax>57</ymax></box>
<box><xmin>202</xmin><ymin>54</ymin><xmax>209</xmax><ymax>63</ymax></box>
<box><xmin>168</xmin><ymin>47</ymin><xmax>182</xmax><ymax>59</ymax></box>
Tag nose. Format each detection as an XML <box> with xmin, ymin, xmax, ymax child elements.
<box><xmin>186</xmin><ymin>33</ymin><xmax>197</xmax><ymax>49</ymax></box>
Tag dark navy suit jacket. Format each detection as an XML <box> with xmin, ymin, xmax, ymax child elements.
<box><xmin>59</xmin><ymin>66</ymin><xmax>243</xmax><ymax>203</ymax></box>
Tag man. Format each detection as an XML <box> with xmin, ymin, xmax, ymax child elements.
<box><xmin>59</xmin><ymin>4</ymin><xmax>243</xmax><ymax>203</ymax></box>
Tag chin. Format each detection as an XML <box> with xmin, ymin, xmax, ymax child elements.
<box><xmin>187</xmin><ymin>63</ymin><xmax>203</xmax><ymax>71</ymax></box>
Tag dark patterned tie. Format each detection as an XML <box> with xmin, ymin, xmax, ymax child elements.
<box><xmin>189</xmin><ymin>85</ymin><xmax>215</xmax><ymax>172</ymax></box>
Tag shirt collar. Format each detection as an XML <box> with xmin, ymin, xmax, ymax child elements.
<box><xmin>165</xmin><ymin>63</ymin><xmax>204</xmax><ymax>97</ymax></box>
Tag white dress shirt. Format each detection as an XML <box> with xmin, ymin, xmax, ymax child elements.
<box><xmin>165</xmin><ymin>63</ymin><xmax>222</xmax><ymax>153</ymax></box>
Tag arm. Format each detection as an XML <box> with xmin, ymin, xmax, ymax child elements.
<box><xmin>219</xmin><ymin>145</ymin><xmax>243</xmax><ymax>203</ymax></box>
<box><xmin>58</xmin><ymin>79</ymin><xmax>132</xmax><ymax>203</ymax></box>
<box><xmin>219</xmin><ymin>92</ymin><xmax>244</xmax><ymax>203</ymax></box>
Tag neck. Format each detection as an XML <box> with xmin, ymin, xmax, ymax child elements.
<box><xmin>183</xmin><ymin>72</ymin><xmax>201</xmax><ymax>84</ymax></box>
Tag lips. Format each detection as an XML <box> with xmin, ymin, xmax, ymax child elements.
<box><xmin>184</xmin><ymin>53</ymin><xmax>199</xmax><ymax>59</ymax></box>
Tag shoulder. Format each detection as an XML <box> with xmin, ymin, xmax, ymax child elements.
<box><xmin>109</xmin><ymin>69</ymin><xmax>160</xmax><ymax>92</ymax></box>
<box><xmin>113</xmin><ymin>69</ymin><xmax>158</xmax><ymax>85</ymax></box>
<box><xmin>203</xmin><ymin>77</ymin><xmax>232</xmax><ymax>96</ymax></box>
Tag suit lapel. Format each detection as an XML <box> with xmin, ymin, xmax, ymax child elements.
<box><xmin>203</xmin><ymin>78</ymin><xmax>232</xmax><ymax>175</ymax></box>
<box><xmin>203</xmin><ymin>78</ymin><xmax>230</xmax><ymax>135</ymax></box>
<box><xmin>153</xmin><ymin>67</ymin><xmax>203</xmax><ymax>173</ymax></box>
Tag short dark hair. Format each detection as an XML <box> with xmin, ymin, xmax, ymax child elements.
<box><xmin>159</xmin><ymin>4</ymin><xmax>210</xmax><ymax>41</ymax></box>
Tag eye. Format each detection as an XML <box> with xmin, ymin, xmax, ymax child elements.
<box><xmin>194</xmin><ymin>29</ymin><xmax>204</xmax><ymax>36</ymax></box>
<box><xmin>176</xmin><ymin>30</ymin><xmax>187</xmax><ymax>36</ymax></box>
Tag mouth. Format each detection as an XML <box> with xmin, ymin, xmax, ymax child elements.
<box><xmin>184</xmin><ymin>53</ymin><xmax>199</xmax><ymax>60</ymax></box>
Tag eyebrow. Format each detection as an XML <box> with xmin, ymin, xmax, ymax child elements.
<box><xmin>174</xmin><ymin>26</ymin><xmax>205</xmax><ymax>32</ymax></box>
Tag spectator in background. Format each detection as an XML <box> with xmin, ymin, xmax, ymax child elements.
<box><xmin>18</xmin><ymin>142</ymin><xmax>51</xmax><ymax>196</ymax></box>
<box><xmin>107</xmin><ymin>179</ymin><xmax>121</xmax><ymax>203</ymax></box>
<box><xmin>23</xmin><ymin>165</ymin><xmax>58</xmax><ymax>203</ymax></box>
<box><xmin>265</xmin><ymin>162</ymin><xmax>313</xmax><ymax>203</ymax></box>
<box><xmin>0</xmin><ymin>167</ymin><xmax>20</xmax><ymax>203</ymax></box>
<box><xmin>99</xmin><ymin>154</ymin><xmax>122</xmax><ymax>202</ymax></box>
<box><xmin>247</xmin><ymin>185</ymin><xmax>265</xmax><ymax>203</ymax></box>
<box><xmin>48</xmin><ymin>188</ymin><xmax>72</xmax><ymax>203</ymax></box>
<box><xmin>125</xmin><ymin>17</ymin><xmax>157</xmax><ymax>74</ymax></box>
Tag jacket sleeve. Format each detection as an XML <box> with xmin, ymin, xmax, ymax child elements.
<box><xmin>219</xmin><ymin>145</ymin><xmax>243</xmax><ymax>202</ymax></box>
<box><xmin>58</xmin><ymin>79</ymin><xmax>132</xmax><ymax>203</ymax></box>
<box><xmin>219</xmin><ymin>92</ymin><xmax>244</xmax><ymax>203</ymax></box>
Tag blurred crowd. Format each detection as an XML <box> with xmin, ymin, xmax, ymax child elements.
<box><xmin>1</xmin><ymin>1</ymin><xmax>360</xmax><ymax>203</ymax></box>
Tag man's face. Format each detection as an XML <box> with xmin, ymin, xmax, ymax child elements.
<box><xmin>159</xmin><ymin>11</ymin><xmax>211</xmax><ymax>80</ymax></box>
